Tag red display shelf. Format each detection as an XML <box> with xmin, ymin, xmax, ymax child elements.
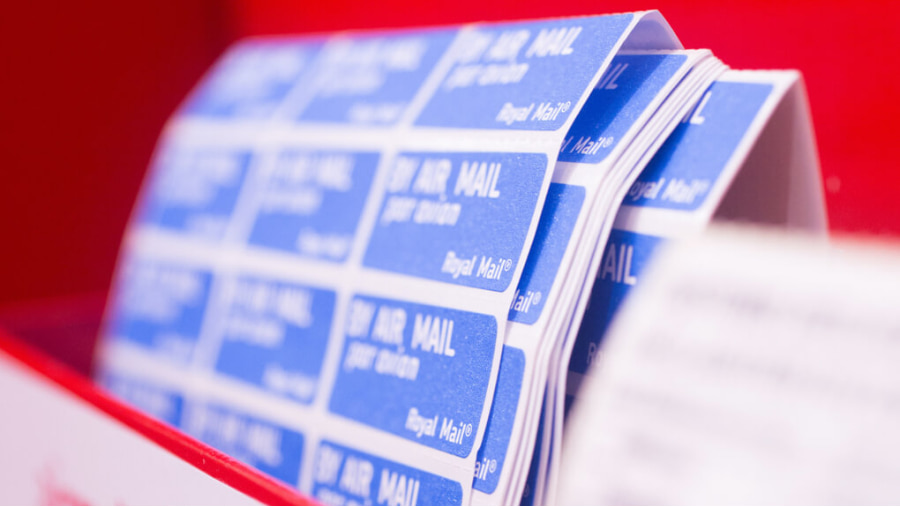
<box><xmin>0</xmin><ymin>302</ymin><xmax>315</xmax><ymax>505</ymax></box>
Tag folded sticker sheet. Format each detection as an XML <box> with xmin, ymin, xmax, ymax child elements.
<box><xmin>98</xmin><ymin>12</ymin><xmax>708</xmax><ymax>505</ymax></box>
<box><xmin>92</xmin><ymin>11</ymin><xmax>760</xmax><ymax>505</ymax></box>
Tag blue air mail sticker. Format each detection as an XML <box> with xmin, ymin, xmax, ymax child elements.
<box><xmin>213</xmin><ymin>276</ymin><xmax>337</xmax><ymax>405</ymax></box>
<box><xmin>623</xmin><ymin>80</ymin><xmax>775</xmax><ymax>212</ymax></box>
<box><xmin>294</xmin><ymin>29</ymin><xmax>457</xmax><ymax>126</ymax></box>
<box><xmin>364</xmin><ymin>151</ymin><xmax>547</xmax><ymax>292</ymax></box>
<box><xmin>509</xmin><ymin>183</ymin><xmax>586</xmax><ymax>325</ymax></box>
<box><xmin>558</xmin><ymin>52</ymin><xmax>689</xmax><ymax>164</ymax></box>
<box><xmin>313</xmin><ymin>440</ymin><xmax>464</xmax><ymax>506</ymax></box>
<box><xmin>414</xmin><ymin>15</ymin><xmax>635</xmax><ymax>130</ymax></box>
<box><xmin>566</xmin><ymin>230</ymin><xmax>663</xmax><ymax>387</ymax></box>
<box><xmin>246</xmin><ymin>150</ymin><xmax>380</xmax><ymax>263</ymax></box>
<box><xmin>467</xmin><ymin>183</ymin><xmax>582</xmax><ymax>503</ymax></box>
<box><xmin>137</xmin><ymin>145</ymin><xmax>253</xmax><ymax>241</ymax></box>
<box><xmin>180</xmin><ymin>402</ymin><xmax>305</xmax><ymax>486</ymax></box>
<box><xmin>330</xmin><ymin>295</ymin><xmax>497</xmax><ymax>457</ymax></box>
<box><xmin>99</xmin><ymin>372</ymin><xmax>185</xmax><ymax>427</ymax></box>
<box><xmin>181</xmin><ymin>38</ymin><xmax>321</xmax><ymax>120</ymax></box>
<box><xmin>104</xmin><ymin>258</ymin><xmax>213</xmax><ymax>365</ymax></box>
<box><xmin>473</xmin><ymin>346</ymin><xmax>526</xmax><ymax>494</ymax></box>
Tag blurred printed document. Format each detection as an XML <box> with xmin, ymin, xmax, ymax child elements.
<box><xmin>562</xmin><ymin>225</ymin><xmax>900</xmax><ymax>504</ymax></box>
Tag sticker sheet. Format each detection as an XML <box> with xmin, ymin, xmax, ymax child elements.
<box><xmin>95</xmin><ymin>12</ymin><xmax>699</xmax><ymax>504</ymax></box>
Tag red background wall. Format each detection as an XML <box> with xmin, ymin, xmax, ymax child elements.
<box><xmin>2</xmin><ymin>0</ymin><xmax>899</xmax><ymax>308</ymax></box>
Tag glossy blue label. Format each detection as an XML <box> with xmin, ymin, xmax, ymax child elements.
<box><xmin>180</xmin><ymin>402</ymin><xmax>304</xmax><ymax>486</ymax></box>
<box><xmin>559</xmin><ymin>53</ymin><xmax>688</xmax><ymax>164</ymax></box>
<box><xmin>313</xmin><ymin>440</ymin><xmax>463</xmax><ymax>505</ymax></box>
<box><xmin>247</xmin><ymin>150</ymin><xmax>380</xmax><ymax>262</ymax></box>
<box><xmin>214</xmin><ymin>276</ymin><xmax>336</xmax><ymax>404</ymax></box>
<box><xmin>100</xmin><ymin>373</ymin><xmax>183</xmax><ymax>427</ymax></box>
<box><xmin>329</xmin><ymin>295</ymin><xmax>497</xmax><ymax>457</ymax></box>
<box><xmin>364</xmin><ymin>151</ymin><xmax>548</xmax><ymax>291</ymax></box>
<box><xmin>473</xmin><ymin>346</ymin><xmax>525</xmax><ymax>494</ymax></box>
<box><xmin>568</xmin><ymin>230</ymin><xmax>663</xmax><ymax>376</ymax></box>
<box><xmin>296</xmin><ymin>29</ymin><xmax>457</xmax><ymax>125</ymax></box>
<box><xmin>623</xmin><ymin>81</ymin><xmax>774</xmax><ymax>210</ymax></box>
<box><xmin>415</xmin><ymin>15</ymin><xmax>633</xmax><ymax>130</ymax></box>
<box><xmin>107</xmin><ymin>259</ymin><xmax>212</xmax><ymax>364</ymax></box>
<box><xmin>182</xmin><ymin>39</ymin><xmax>320</xmax><ymax>119</ymax></box>
<box><xmin>509</xmin><ymin>183</ymin><xmax>585</xmax><ymax>324</ymax></box>
<box><xmin>140</xmin><ymin>146</ymin><xmax>252</xmax><ymax>241</ymax></box>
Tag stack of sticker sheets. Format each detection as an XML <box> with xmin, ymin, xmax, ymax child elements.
<box><xmin>96</xmin><ymin>11</ymin><xmax>732</xmax><ymax>505</ymax></box>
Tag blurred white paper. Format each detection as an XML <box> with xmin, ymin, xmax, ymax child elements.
<box><xmin>561</xmin><ymin>225</ymin><xmax>900</xmax><ymax>504</ymax></box>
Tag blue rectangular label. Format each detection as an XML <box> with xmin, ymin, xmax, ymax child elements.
<box><xmin>509</xmin><ymin>183</ymin><xmax>585</xmax><ymax>324</ymax></box>
<box><xmin>473</xmin><ymin>346</ymin><xmax>525</xmax><ymax>494</ymax></box>
<box><xmin>214</xmin><ymin>276</ymin><xmax>336</xmax><ymax>404</ymax></box>
<box><xmin>247</xmin><ymin>150</ymin><xmax>380</xmax><ymax>262</ymax></box>
<box><xmin>414</xmin><ymin>15</ymin><xmax>633</xmax><ymax>130</ymax></box>
<box><xmin>100</xmin><ymin>373</ymin><xmax>184</xmax><ymax>427</ymax></box>
<box><xmin>182</xmin><ymin>39</ymin><xmax>321</xmax><ymax>120</ymax></box>
<box><xmin>559</xmin><ymin>53</ymin><xmax>688</xmax><ymax>164</ymax></box>
<box><xmin>140</xmin><ymin>146</ymin><xmax>252</xmax><ymax>241</ymax></box>
<box><xmin>568</xmin><ymin>230</ymin><xmax>662</xmax><ymax>376</ymax></box>
<box><xmin>329</xmin><ymin>295</ymin><xmax>497</xmax><ymax>457</ymax></box>
<box><xmin>295</xmin><ymin>29</ymin><xmax>457</xmax><ymax>126</ymax></box>
<box><xmin>107</xmin><ymin>259</ymin><xmax>212</xmax><ymax>364</ymax></box>
<box><xmin>312</xmin><ymin>440</ymin><xmax>463</xmax><ymax>505</ymax></box>
<box><xmin>364</xmin><ymin>151</ymin><xmax>548</xmax><ymax>291</ymax></box>
<box><xmin>180</xmin><ymin>402</ymin><xmax>305</xmax><ymax>486</ymax></box>
<box><xmin>623</xmin><ymin>81</ymin><xmax>774</xmax><ymax>210</ymax></box>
